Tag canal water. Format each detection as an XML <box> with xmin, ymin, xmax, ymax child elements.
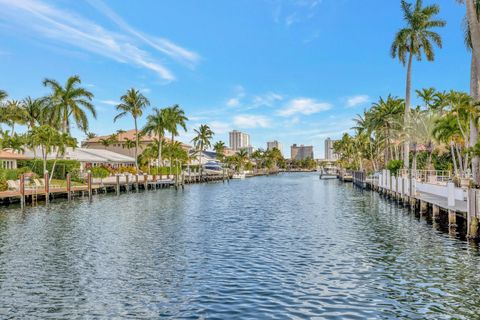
<box><xmin>1</xmin><ymin>173</ymin><xmax>480</xmax><ymax>319</ymax></box>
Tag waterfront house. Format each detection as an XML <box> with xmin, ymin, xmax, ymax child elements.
<box><xmin>81</xmin><ymin>129</ymin><xmax>191</xmax><ymax>158</ymax></box>
<box><xmin>24</xmin><ymin>148</ymin><xmax>136</xmax><ymax>172</ymax></box>
<box><xmin>0</xmin><ymin>150</ymin><xmax>32</xmax><ymax>169</ymax></box>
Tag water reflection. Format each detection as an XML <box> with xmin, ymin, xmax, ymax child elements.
<box><xmin>0</xmin><ymin>173</ymin><xmax>479</xmax><ymax>319</ymax></box>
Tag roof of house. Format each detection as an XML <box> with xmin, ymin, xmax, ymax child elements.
<box><xmin>0</xmin><ymin>150</ymin><xmax>32</xmax><ymax>160</ymax></box>
<box><xmin>24</xmin><ymin>148</ymin><xmax>135</xmax><ymax>163</ymax></box>
<box><xmin>83</xmin><ymin>129</ymin><xmax>191</xmax><ymax>148</ymax></box>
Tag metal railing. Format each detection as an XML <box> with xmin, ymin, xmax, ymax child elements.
<box><xmin>399</xmin><ymin>169</ymin><xmax>452</xmax><ymax>185</ymax></box>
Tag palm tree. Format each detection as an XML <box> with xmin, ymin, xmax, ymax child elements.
<box><xmin>43</xmin><ymin>75</ymin><xmax>96</xmax><ymax>134</ymax></box>
<box><xmin>86</xmin><ymin>132</ymin><xmax>97</xmax><ymax>140</ymax></box>
<box><xmin>191</xmin><ymin>124</ymin><xmax>214</xmax><ymax>167</ymax></box>
<box><xmin>192</xmin><ymin>125</ymin><xmax>214</xmax><ymax>152</ymax></box>
<box><xmin>458</xmin><ymin>0</ymin><xmax>480</xmax><ymax>73</ymax></box>
<box><xmin>142</xmin><ymin>107</ymin><xmax>167</xmax><ymax>168</ymax></box>
<box><xmin>163</xmin><ymin>104</ymin><xmax>188</xmax><ymax>172</ymax></box>
<box><xmin>114</xmin><ymin>88</ymin><xmax>150</xmax><ymax>170</ymax></box>
<box><xmin>213</xmin><ymin>141</ymin><xmax>226</xmax><ymax>161</ymax></box>
<box><xmin>0</xmin><ymin>90</ymin><xmax>7</xmax><ymax>104</ymax></box>
<box><xmin>236</xmin><ymin>148</ymin><xmax>249</xmax><ymax>172</ymax></box>
<box><xmin>391</xmin><ymin>0</ymin><xmax>446</xmax><ymax>169</ymax></box>
<box><xmin>2</xmin><ymin>100</ymin><xmax>25</xmax><ymax>135</ymax></box>
<box><xmin>22</xmin><ymin>97</ymin><xmax>46</xmax><ymax>130</ymax></box>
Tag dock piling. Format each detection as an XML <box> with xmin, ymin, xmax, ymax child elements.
<box><xmin>87</xmin><ymin>170</ymin><xmax>92</xmax><ymax>202</ymax></box>
<box><xmin>44</xmin><ymin>171</ymin><xmax>49</xmax><ymax>204</ymax></box>
<box><xmin>20</xmin><ymin>174</ymin><xmax>25</xmax><ymax>209</ymax></box>
<box><xmin>66</xmin><ymin>173</ymin><xmax>71</xmax><ymax>201</ymax></box>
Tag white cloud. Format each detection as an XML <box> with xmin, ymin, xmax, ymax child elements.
<box><xmin>233</xmin><ymin>115</ymin><xmax>271</xmax><ymax>128</ymax></box>
<box><xmin>86</xmin><ymin>0</ymin><xmax>200</xmax><ymax>68</ymax></box>
<box><xmin>98</xmin><ymin>99</ymin><xmax>120</xmax><ymax>106</ymax></box>
<box><xmin>226</xmin><ymin>85</ymin><xmax>246</xmax><ymax>107</ymax></box>
<box><xmin>252</xmin><ymin>92</ymin><xmax>283</xmax><ymax>108</ymax></box>
<box><xmin>227</xmin><ymin>98</ymin><xmax>240</xmax><ymax>107</ymax></box>
<box><xmin>0</xmin><ymin>0</ymin><xmax>199</xmax><ymax>81</ymax></box>
<box><xmin>346</xmin><ymin>95</ymin><xmax>370</xmax><ymax>108</ymax></box>
<box><xmin>208</xmin><ymin>121</ymin><xmax>232</xmax><ymax>134</ymax></box>
<box><xmin>277</xmin><ymin>98</ymin><xmax>332</xmax><ymax>117</ymax></box>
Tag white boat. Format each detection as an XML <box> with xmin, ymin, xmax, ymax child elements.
<box><xmin>232</xmin><ymin>173</ymin><xmax>246</xmax><ymax>179</ymax></box>
<box><xmin>319</xmin><ymin>166</ymin><xmax>337</xmax><ymax>179</ymax></box>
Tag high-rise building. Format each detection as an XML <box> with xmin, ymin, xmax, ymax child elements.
<box><xmin>267</xmin><ymin>140</ymin><xmax>283</xmax><ymax>156</ymax></box>
<box><xmin>229</xmin><ymin>130</ymin><xmax>250</xmax><ymax>151</ymax></box>
<box><xmin>324</xmin><ymin>137</ymin><xmax>338</xmax><ymax>160</ymax></box>
<box><xmin>290</xmin><ymin>144</ymin><xmax>314</xmax><ymax>160</ymax></box>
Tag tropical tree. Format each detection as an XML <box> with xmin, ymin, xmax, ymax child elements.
<box><xmin>86</xmin><ymin>132</ymin><xmax>97</xmax><ymax>140</ymax></box>
<box><xmin>142</xmin><ymin>107</ymin><xmax>167</xmax><ymax>168</ymax></box>
<box><xmin>22</xmin><ymin>97</ymin><xmax>45</xmax><ymax>130</ymax></box>
<box><xmin>163</xmin><ymin>105</ymin><xmax>188</xmax><ymax>172</ymax></box>
<box><xmin>191</xmin><ymin>124</ymin><xmax>214</xmax><ymax>167</ymax></box>
<box><xmin>43</xmin><ymin>75</ymin><xmax>96</xmax><ymax>134</ymax></box>
<box><xmin>213</xmin><ymin>141</ymin><xmax>226</xmax><ymax>162</ymax></box>
<box><xmin>114</xmin><ymin>88</ymin><xmax>150</xmax><ymax>169</ymax></box>
<box><xmin>2</xmin><ymin>100</ymin><xmax>25</xmax><ymax>134</ymax></box>
<box><xmin>391</xmin><ymin>0</ymin><xmax>446</xmax><ymax>168</ymax></box>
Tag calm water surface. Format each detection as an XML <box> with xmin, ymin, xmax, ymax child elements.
<box><xmin>1</xmin><ymin>173</ymin><xmax>480</xmax><ymax>319</ymax></box>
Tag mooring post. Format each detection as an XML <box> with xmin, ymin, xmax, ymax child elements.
<box><xmin>467</xmin><ymin>189</ymin><xmax>479</xmax><ymax>239</ymax></box>
<box><xmin>125</xmin><ymin>174</ymin><xmax>129</xmax><ymax>193</ymax></box>
<box><xmin>135</xmin><ymin>174</ymin><xmax>139</xmax><ymax>192</ymax></box>
<box><xmin>66</xmin><ymin>173</ymin><xmax>71</xmax><ymax>201</ymax></box>
<box><xmin>143</xmin><ymin>174</ymin><xmax>148</xmax><ymax>190</ymax></box>
<box><xmin>432</xmin><ymin>205</ymin><xmax>440</xmax><ymax>221</ymax></box>
<box><xmin>152</xmin><ymin>174</ymin><xmax>157</xmax><ymax>190</ymax></box>
<box><xmin>116</xmin><ymin>174</ymin><xmax>120</xmax><ymax>195</ymax></box>
<box><xmin>419</xmin><ymin>200</ymin><xmax>428</xmax><ymax>214</ymax></box>
<box><xmin>20</xmin><ymin>173</ymin><xmax>25</xmax><ymax>209</ymax></box>
<box><xmin>448</xmin><ymin>210</ymin><xmax>457</xmax><ymax>228</ymax></box>
<box><xmin>87</xmin><ymin>170</ymin><xmax>92</xmax><ymax>202</ymax></box>
<box><xmin>44</xmin><ymin>170</ymin><xmax>49</xmax><ymax>204</ymax></box>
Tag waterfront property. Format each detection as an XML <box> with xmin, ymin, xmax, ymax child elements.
<box><xmin>24</xmin><ymin>147</ymin><xmax>136</xmax><ymax>172</ymax></box>
<box><xmin>82</xmin><ymin>129</ymin><xmax>191</xmax><ymax>158</ymax></box>
<box><xmin>0</xmin><ymin>150</ymin><xmax>31</xmax><ymax>169</ymax></box>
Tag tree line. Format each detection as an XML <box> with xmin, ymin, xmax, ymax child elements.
<box><xmin>334</xmin><ymin>0</ymin><xmax>480</xmax><ymax>185</ymax></box>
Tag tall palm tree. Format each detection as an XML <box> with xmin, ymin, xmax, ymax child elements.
<box><xmin>142</xmin><ymin>107</ymin><xmax>167</xmax><ymax>168</ymax></box>
<box><xmin>43</xmin><ymin>75</ymin><xmax>96</xmax><ymax>134</ymax></box>
<box><xmin>458</xmin><ymin>0</ymin><xmax>480</xmax><ymax>73</ymax></box>
<box><xmin>213</xmin><ymin>141</ymin><xmax>226</xmax><ymax>161</ymax></box>
<box><xmin>2</xmin><ymin>100</ymin><xmax>25</xmax><ymax>135</ymax></box>
<box><xmin>22</xmin><ymin>97</ymin><xmax>45</xmax><ymax>130</ymax></box>
<box><xmin>463</xmin><ymin>7</ymin><xmax>480</xmax><ymax>182</ymax></box>
<box><xmin>391</xmin><ymin>0</ymin><xmax>446</xmax><ymax>169</ymax></box>
<box><xmin>192</xmin><ymin>124</ymin><xmax>214</xmax><ymax>170</ymax></box>
<box><xmin>163</xmin><ymin>104</ymin><xmax>188</xmax><ymax>171</ymax></box>
<box><xmin>114</xmin><ymin>88</ymin><xmax>150</xmax><ymax>170</ymax></box>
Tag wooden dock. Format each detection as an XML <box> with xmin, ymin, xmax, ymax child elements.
<box><xmin>0</xmin><ymin>171</ymin><xmax>231</xmax><ymax>207</ymax></box>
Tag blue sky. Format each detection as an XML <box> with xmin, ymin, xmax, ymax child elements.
<box><xmin>0</xmin><ymin>0</ymin><xmax>469</xmax><ymax>158</ymax></box>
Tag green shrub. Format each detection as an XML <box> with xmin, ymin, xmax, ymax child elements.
<box><xmin>91</xmin><ymin>167</ymin><xmax>109</xmax><ymax>179</ymax></box>
<box><xmin>17</xmin><ymin>159</ymin><xmax>80</xmax><ymax>180</ymax></box>
<box><xmin>386</xmin><ymin>160</ymin><xmax>403</xmax><ymax>176</ymax></box>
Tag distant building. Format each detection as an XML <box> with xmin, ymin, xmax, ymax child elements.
<box><xmin>324</xmin><ymin>137</ymin><xmax>338</xmax><ymax>160</ymax></box>
<box><xmin>229</xmin><ymin>130</ymin><xmax>250</xmax><ymax>151</ymax></box>
<box><xmin>267</xmin><ymin>140</ymin><xmax>283</xmax><ymax>156</ymax></box>
<box><xmin>291</xmin><ymin>144</ymin><xmax>314</xmax><ymax>160</ymax></box>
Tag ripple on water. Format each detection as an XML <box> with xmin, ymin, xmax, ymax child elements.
<box><xmin>0</xmin><ymin>174</ymin><xmax>480</xmax><ymax>319</ymax></box>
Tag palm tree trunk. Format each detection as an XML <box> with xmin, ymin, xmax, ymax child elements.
<box><xmin>134</xmin><ymin>117</ymin><xmax>139</xmax><ymax>170</ymax></box>
<box><xmin>467</xmin><ymin>0</ymin><xmax>480</xmax><ymax>73</ymax></box>
<box><xmin>404</xmin><ymin>51</ymin><xmax>413</xmax><ymax>169</ymax></box>
<box><xmin>170</xmin><ymin>133</ymin><xmax>174</xmax><ymax>176</ymax></box>
<box><xmin>451</xmin><ymin>142</ymin><xmax>459</xmax><ymax>177</ymax></box>
<box><xmin>471</xmin><ymin>54</ymin><xmax>480</xmax><ymax>183</ymax></box>
<box><xmin>456</xmin><ymin>144</ymin><xmax>464</xmax><ymax>175</ymax></box>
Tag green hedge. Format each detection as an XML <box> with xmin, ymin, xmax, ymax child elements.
<box><xmin>17</xmin><ymin>159</ymin><xmax>81</xmax><ymax>180</ymax></box>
